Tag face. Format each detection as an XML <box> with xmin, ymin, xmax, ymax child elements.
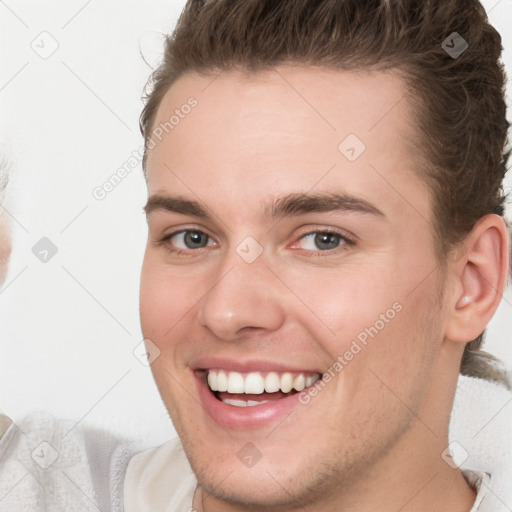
<box><xmin>140</xmin><ymin>67</ymin><xmax>452</xmax><ymax>509</ymax></box>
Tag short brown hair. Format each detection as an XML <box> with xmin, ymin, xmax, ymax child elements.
<box><xmin>140</xmin><ymin>0</ymin><xmax>510</xmax><ymax>386</ymax></box>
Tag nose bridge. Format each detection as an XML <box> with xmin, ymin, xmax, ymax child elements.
<box><xmin>197</xmin><ymin>247</ymin><xmax>285</xmax><ymax>340</ymax></box>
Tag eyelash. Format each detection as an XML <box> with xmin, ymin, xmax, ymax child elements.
<box><xmin>290</xmin><ymin>229</ymin><xmax>355</xmax><ymax>257</ymax></box>
<box><xmin>159</xmin><ymin>228</ymin><xmax>355</xmax><ymax>257</ymax></box>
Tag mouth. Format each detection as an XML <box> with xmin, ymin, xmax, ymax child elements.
<box><xmin>194</xmin><ymin>367</ymin><xmax>323</xmax><ymax>429</ymax></box>
<box><xmin>206</xmin><ymin>369</ymin><xmax>322</xmax><ymax>407</ymax></box>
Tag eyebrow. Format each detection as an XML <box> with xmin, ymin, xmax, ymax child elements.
<box><xmin>144</xmin><ymin>192</ymin><xmax>385</xmax><ymax>221</ymax></box>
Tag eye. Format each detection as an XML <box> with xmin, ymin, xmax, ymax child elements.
<box><xmin>166</xmin><ymin>230</ymin><xmax>215</xmax><ymax>251</ymax></box>
<box><xmin>294</xmin><ymin>231</ymin><xmax>352</xmax><ymax>252</ymax></box>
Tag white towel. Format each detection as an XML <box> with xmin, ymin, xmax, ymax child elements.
<box><xmin>0</xmin><ymin>412</ymin><xmax>132</xmax><ymax>512</ymax></box>
<box><xmin>450</xmin><ymin>375</ymin><xmax>512</xmax><ymax>511</ymax></box>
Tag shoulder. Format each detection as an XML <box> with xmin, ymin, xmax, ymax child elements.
<box><xmin>0</xmin><ymin>412</ymin><xmax>134</xmax><ymax>512</ymax></box>
<box><xmin>451</xmin><ymin>374</ymin><xmax>512</xmax><ymax>448</ymax></box>
<box><xmin>451</xmin><ymin>376</ymin><xmax>512</xmax><ymax>510</ymax></box>
<box><xmin>124</xmin><ymin>437</ymin><xmax>197</xmax><ymax>512</ymax></box>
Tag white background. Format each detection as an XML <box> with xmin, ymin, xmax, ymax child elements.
<box><xmin>0</xmin><ymin>0</ymin><xmax>511</xmax><ymax>449</ymax></box>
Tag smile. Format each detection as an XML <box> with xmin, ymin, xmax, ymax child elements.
<box><xmin>192</xmin><ymin>359</ymin><xmax>324</xmax><ymax>429</ymax></box>
<box><xmin>207</xmin><ymin>370</ymin><xmax>321</xmax><ymax>407</ymax></box>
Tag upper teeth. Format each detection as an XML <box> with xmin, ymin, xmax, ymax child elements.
<box><xmin>207</xmin><ymin>370</ymin><xmax>320</xmax><ymax>394</ymax></box>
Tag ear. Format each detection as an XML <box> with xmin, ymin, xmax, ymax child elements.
<box><xmin>444</xmin><ymin>214</ymin><xmax>510</xmax><ymax>343</ymax></box>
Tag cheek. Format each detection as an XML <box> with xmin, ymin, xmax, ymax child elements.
<box><xmin>282</xmin><ymin>259</ymin><xmax>440</xmax><ymax>379</ymax></box>
<box><xmin>281</xmin><ymin>262</ymin><xmax>402</xmax><ymax>341</ymax></box>
<box><xmin>140</xmin><ymin>254</ymin><xmax>201</xmax><ymax>339</ymax></box>
<box><xmin>340</xmin><ymin>280</ymin><xmax>442</xmax><ymax>402</ymax></box>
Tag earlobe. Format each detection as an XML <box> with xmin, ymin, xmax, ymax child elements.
<box><xmin>445</xmin><ymin>214</ymin><xmax>509</xmax><ymax>343</ymax></box>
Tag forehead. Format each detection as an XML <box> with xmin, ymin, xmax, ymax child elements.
<box><xmin>146</xmin><ymin>66</ymin><xmax>430</xmax><ymax>224</ymax></box>
<box><xmin>150</xmin><ymin>66</ymin><xmax>417</xmax><ymax>149</ymax></box>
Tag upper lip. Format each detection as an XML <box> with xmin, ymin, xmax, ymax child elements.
<box><xmin>191</xmin><ymin>357</ymin><xmax>322</xmax><ymax>375</ymax></box>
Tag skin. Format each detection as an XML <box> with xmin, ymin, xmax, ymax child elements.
<box><xmin>0</xmin><ymin>216</ymin><xmax>10</xmax><ymax>284</ymax></box>
<box><xmin>140</xmin><ymin>67</ymin><xmax>508</xmax><ymax>511</ymax></box>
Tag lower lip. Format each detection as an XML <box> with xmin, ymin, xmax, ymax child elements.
<box><xmin>195</xmin><ymin>372</ymin><xmax>303</xmax><ymax>430</ymax></box>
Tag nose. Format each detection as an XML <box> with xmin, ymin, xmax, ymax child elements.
<box><xmin>197</xmin><ymin>255</ymin><xmax>286</xmax><ymax>341</ymax></box>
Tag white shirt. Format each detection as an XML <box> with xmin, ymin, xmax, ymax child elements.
<box><xmin>465</xmin><ymin>471</ymin><xmax>491</xmax><ymax>512</ymax></box>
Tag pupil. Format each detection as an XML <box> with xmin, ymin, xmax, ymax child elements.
<box><xmin>185</xmin><ymin>231</ymin><xmax>206</xmax><ymax>248</ymax></box>
<box><xmin>315</xmin><ymin>233</ymin><xmax>339</xmax><ymax>250</ymax></box>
